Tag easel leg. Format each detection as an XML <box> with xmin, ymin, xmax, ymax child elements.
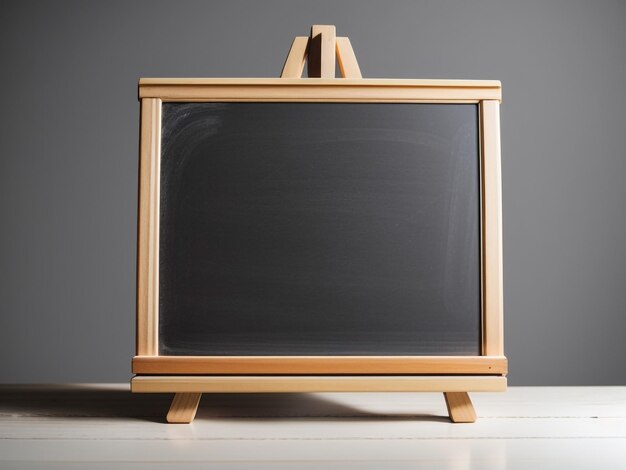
<box><xmin>444</xmin><ymin>392</ymin><xmax>477</xmax><ymax>423</ymax></box>
<box><xmin>166</xmin><ymin>393</ymin><xmax>202</xmax><ymax>423</ymax></box>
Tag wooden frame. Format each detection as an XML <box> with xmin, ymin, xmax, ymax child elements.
<box><xmin>135</xmin><ymin>79</ymin><xmax>505</xmax><ymax>371</ymax></box>
<box><xmin>133</xmin><ymin>77</ymin><xmax>505</xmax><ymax>423</ymax></box>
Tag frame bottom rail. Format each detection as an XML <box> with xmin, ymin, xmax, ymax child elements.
<box><xmin>131</xmin><ymin>375</ymin><xmax>507</xmax><ymax>393</ymax></box>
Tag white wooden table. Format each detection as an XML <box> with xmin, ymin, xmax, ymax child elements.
<box><xmin>1</xmin><ymin>385</ymin><xmax>625</xmax><ymax>469</ymax></box>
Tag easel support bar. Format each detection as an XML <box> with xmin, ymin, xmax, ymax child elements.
<box><xmin>336</xmin><ymin>37</ymin><xmax>362</xmax><ymax>78</ymax></box>
<box><xmin>280</xmin><ymin>36</ymin><xmax>309</xmax><ymax>79</ymax></box>
<box><xmin>308</xmin><ymin>25</ymin><xmax>336</xmax><ymax>78</ymax></box>
<box><xmin>281</xmin><ymin>25</ymin><xmax>362</xmax><ymax>79</ymax></box>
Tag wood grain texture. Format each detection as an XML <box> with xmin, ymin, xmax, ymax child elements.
<box><xmin>166</xmin><ymin>393</ymin><xmax>202</xmax><ymax>423</ymax></box>
<box><xmin>308</xmin><ymin>25</ymin><xmax>336</xmax><ymax>78</ymax></box>
<box><xmin>444</xmin><ymin>391</ymin><xmax>477</xmax><ymax>423</ymax></box>
<box><xmin>133</xmin><ymin>356</ymin><xmax>507</xmax><ymax>375</ymax></box>
<box><xmin>336</xmin><ymin>37</ymin><xmax>362</xmax><ymax>78</ymax></box>
<box><xmin>280</xmin><ymin>36</ymin><xmax>309</xmax><ymax>78</ymax></box>
<box><xmin>131</xmin><ymin>376</ymin><xmax>507</xmax><ymax>393</ymax></box>
<box><xmin>138</xmin><ymin>79</ymin><xmax>502</xmax><ymax>102</ymax></box>
<box><xmin>136</xmin><ymin>98</ymin><xmax>161</xmax><ymax>356</ymax></box>
<box><xmin>481</xmin><ymin>100</ymin><xmax>504</xmax><ymax>356</ymax></box>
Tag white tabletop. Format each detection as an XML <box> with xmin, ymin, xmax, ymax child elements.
<box><xmin>1</xmin><ymin>384</ymin><xmax>625</xmax><ymax>469</ymax></box>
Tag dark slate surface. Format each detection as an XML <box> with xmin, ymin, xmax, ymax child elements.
<box><xmin>158</xmin><ymin>102</ymin><xmax>480</xmax><ymax>355</ymax></box>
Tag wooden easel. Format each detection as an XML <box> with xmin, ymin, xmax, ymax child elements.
<box><xmin>161</xmin><ymin>25</ymin><xmax>480</xmax><ymax>424</ymax></box>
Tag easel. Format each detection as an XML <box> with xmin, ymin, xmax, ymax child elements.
<box><xmin>281</xmin><ymin>25</ymin><xmax>362</xmax><ymax>79</ymax></box>
<box><xmin>161</xmin><ymin>25</ymin><xmax>479</xmax><ymax>424</ymax></box>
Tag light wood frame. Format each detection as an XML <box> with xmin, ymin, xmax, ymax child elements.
<box><xmin>133</xmin><ymin>79</ymin><xmax>505</xmax><ymax>404</ymax></box>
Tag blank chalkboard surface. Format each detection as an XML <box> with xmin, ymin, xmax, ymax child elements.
<box><xmin>158</xmin><ymin>102</ymin><xmax>480</xmax><ymax>356</ymax></box>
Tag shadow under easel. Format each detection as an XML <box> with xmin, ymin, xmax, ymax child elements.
<box><xmin>0</xmin><ymin>384</ymin><xmax>449</xmax><ymax>423</ymax></box>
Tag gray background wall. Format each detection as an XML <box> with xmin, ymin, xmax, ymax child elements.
<box><xmin>1</xmin><ymin>0</ymin><xmax>625</xmax><ymax>385</ymax></box>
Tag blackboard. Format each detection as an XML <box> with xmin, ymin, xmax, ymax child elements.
<box><xmin>158</xmin><ymin>102</ymin><xmax>480</xmax><ymax>356</ymax></box>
